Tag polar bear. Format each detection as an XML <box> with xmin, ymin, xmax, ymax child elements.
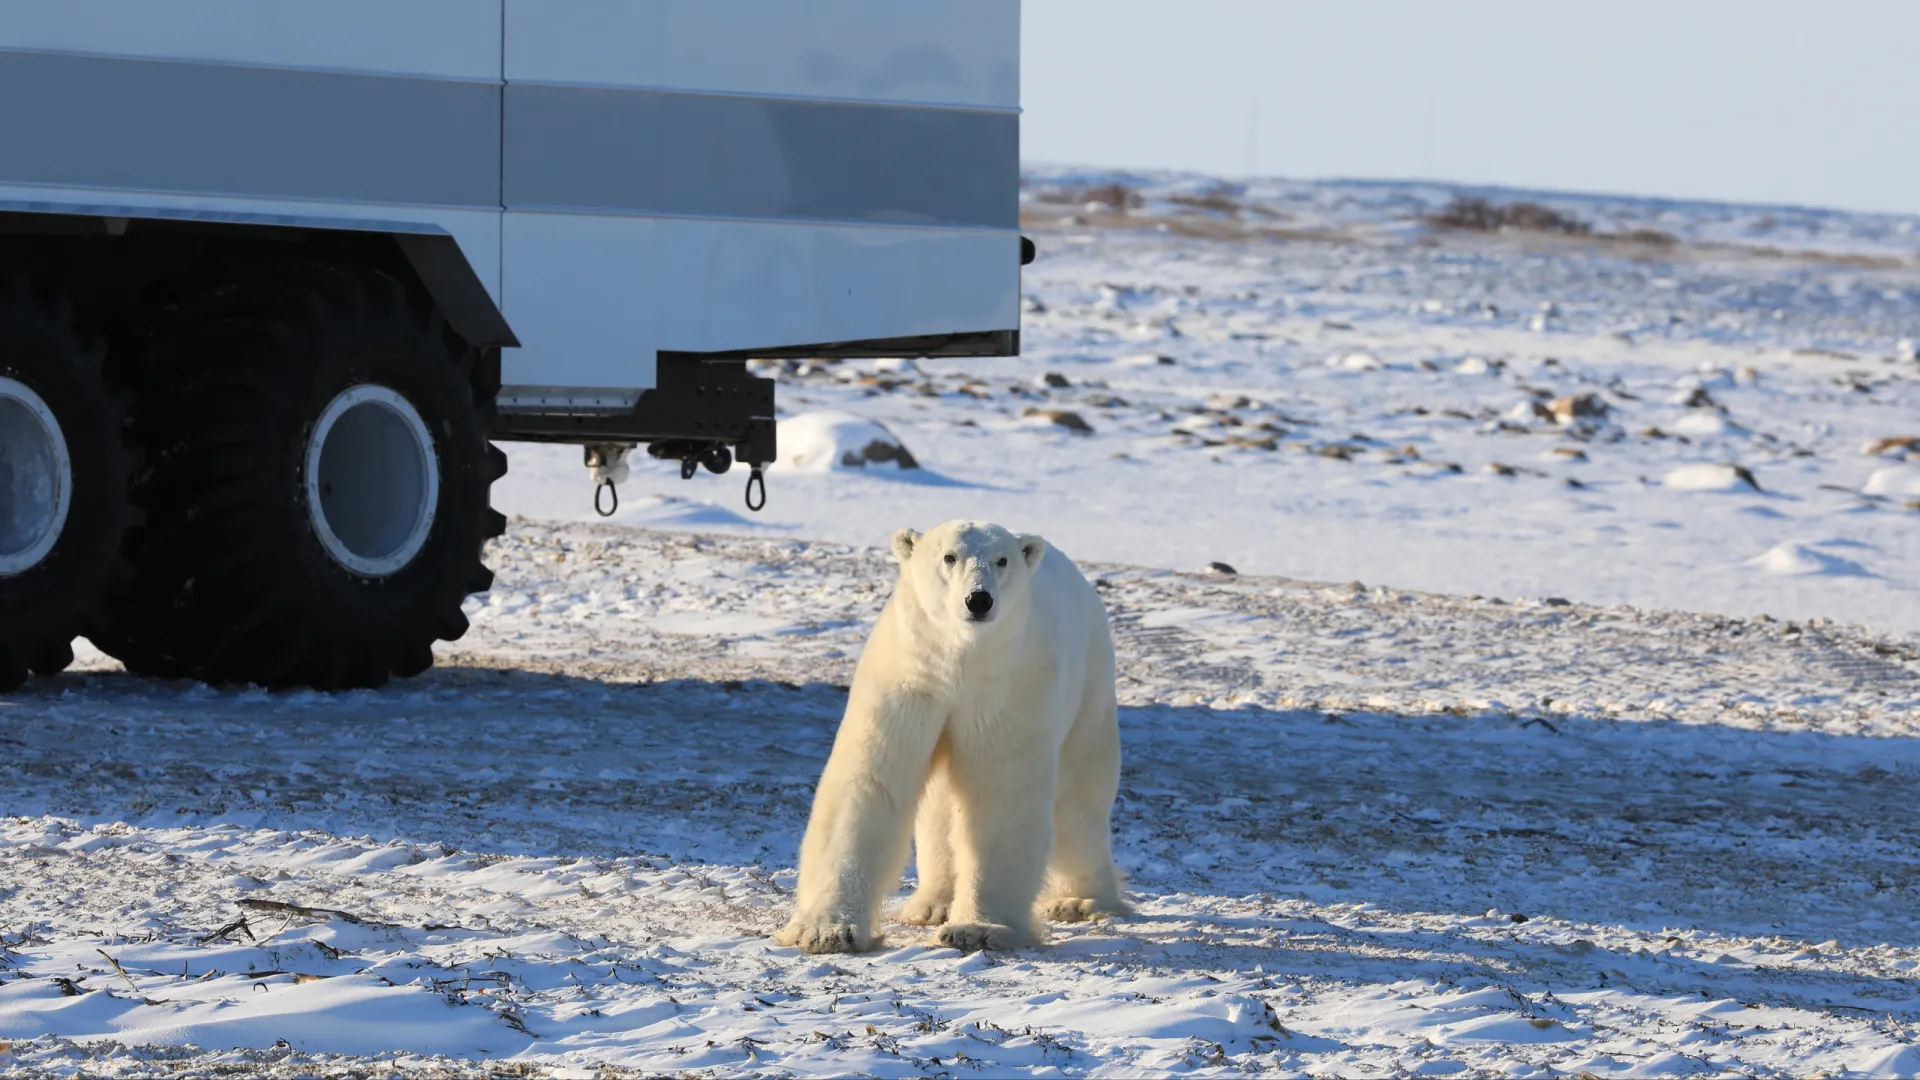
<box><xmin>775</xmin><ymin>519</ymin><xmax>1130</xmax><ymax>954</ymax></box>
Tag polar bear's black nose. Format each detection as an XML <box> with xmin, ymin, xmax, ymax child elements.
<box><xmin>965</xmin><ymin>590</ymin><xmax>994</xmax><ymax>617</ymax></box>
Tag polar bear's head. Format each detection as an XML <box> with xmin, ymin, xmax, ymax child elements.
<box><xmin>891</xmin><ymin>520</ymin><xmax>1046</xmax><ymax>633</ymax></box>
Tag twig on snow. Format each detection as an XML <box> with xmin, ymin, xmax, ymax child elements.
<box><xmin>246</xmin><ymin>970</ymin><xmax>333</xmax><ymax>986</ymax></box>
<box><xmin>500</xmin><ymin>1011</ymin><xmax>540</xmax><ymax>1037</ymax></box>
<box><xmin>96</xmin><ymin>949</ymin><xmax>139</xmax><ymax>995</ymax></box>
<box><xmin>198</xmin><ymin>916</ymin><xmax>256</xmax><ymax>945</ymax></box>
<box><xmin>235</xmin><ymin>898</ymin><xmax>389</xmax><ymax>927</ymax></box>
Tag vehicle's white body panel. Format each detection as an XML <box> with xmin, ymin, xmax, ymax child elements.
<box><xmin>654</xmin><ymin>219</ymin><xmax>1020</xmax><ymax>357</ymax></box>
<box><xmin>501</xmin><ymin>211</ymin><xmax>658</xmax><ymax>392</ymax></box>
<box><xmin>0</xmin><ymin>1</ymin><xmax>1021</xmax><ymax>397</ymax></box>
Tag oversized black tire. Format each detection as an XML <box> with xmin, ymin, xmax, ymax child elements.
<box><xmin>97</xmin><ymin>262</ymin><xmax>507</xmax><ymax>690</ymax></box>
<box><xmin>0</xmin><ymin>275</ymin><xmax>135</xmax><ymax>691</ymax></box>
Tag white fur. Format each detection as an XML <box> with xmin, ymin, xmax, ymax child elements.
<box><xmin>775</xmin><ymin>520</ymin><xmax>1130</xmax><ymax>954</ymax></box>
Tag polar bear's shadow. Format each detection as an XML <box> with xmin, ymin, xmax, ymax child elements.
<box><xmin>1102</xmin><ymin>699</ymin><xmax>1920</xmax><ymax>952</ymax></box>
<box><xmin>26</xmin><ymin>664</ymin><xmax>1909</xmax><ymax>959</ymax></box>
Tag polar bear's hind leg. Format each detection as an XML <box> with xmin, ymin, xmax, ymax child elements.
<box><xmin>1039</xmin><ymin>683</ymin><xmax>1132</xmax><ymax>923</ymax></box>
<box><xmin>938</xmin><ymin>730</ymin><xmax>1056</xmax><ymax>951</ymax></box>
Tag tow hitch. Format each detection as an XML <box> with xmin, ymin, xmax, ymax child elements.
<box><xmin>585</xmin><ymin>433</ymin><xmax>772</xmax><ymax>516</ymax></box>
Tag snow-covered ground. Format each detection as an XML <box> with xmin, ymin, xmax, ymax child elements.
<box><xmin>6</xmin><ymin>524</ymin><xmax>1920</xmax><ymax>1076</ymax></box>
<box><xmin>6</xmin><ymin>173</ymin><xmax>1920</xmax><ymax>1076</ymax></box>
<box><xmin>505</xmin><ymin>169</ymin><xmax>1920</xmax><ymax>636</ymax></box>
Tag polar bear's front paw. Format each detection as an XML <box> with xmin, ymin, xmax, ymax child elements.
<box><xmin>897</xmin><ymin>891</ymin><xmax>951</xmax><ymax>927</ymax></box>
<box><xmin>937</xmin><ymin>921</ymin><xmax>1034</xmax><ymax>953</ymax></box>
<box><xmin>774</xmin><ymin>917</ymin><xmax>878</xmax><ymax>954</ymax></box>
<box><xmin>1039</xmin><ymin>896</ymin><xmax>1134</xmax><ymax>924</ymax></box>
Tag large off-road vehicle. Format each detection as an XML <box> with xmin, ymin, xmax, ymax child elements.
<box><xmin>0</xmin><ymin>1</ymin><xmax>1025</xmax><ymax>691</ymax></box>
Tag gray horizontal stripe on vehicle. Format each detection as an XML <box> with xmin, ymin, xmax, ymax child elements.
<box><xmin>0</xmin><ymin>50</ymin><xmax>501</xmax><ymax>208</ymax></box>
<box><xmin>0</xmin><ymin>50</ymin><xmax>1019</xmax><ymax>228</ymax></box>
<box><xmin>503</xmin><ymin>84</ymin><xmax>1018</xmax><ymax>228</ymax></box>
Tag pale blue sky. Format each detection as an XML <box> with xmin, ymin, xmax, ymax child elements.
<box><xmin>1021</xmin><ymin>0</ymin><xmax>1920</xmax><ymax>214</ymax></box>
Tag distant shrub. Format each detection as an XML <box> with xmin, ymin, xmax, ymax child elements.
<box><xmin>1427</xmin><ymin>196</ymin><xmax>1591</xmax><ymax>236</ymax></box>
<box><xmin>1033</xmin><ymin>182</ymin><xmax>1144</xmax><ymax>212</ymax></box>
<box><xmin>1077</xmin><ymin>183</ymin><xmax>1144</xmax><ymax>211</ymax></box>
<box><xmin>1169</xmin><ymin>191</ymin><xmax>1242</xmax><ymax>215</ymax></box>
<box><xmin>1425</xmin><ymin>196</ymin><xmax>1681</xmax><ymax>246</ymax></box>
<box><xmin>1616</xmin><ymin>227</ymin><xmax>1680</xmax><ymax>247</ymax></box>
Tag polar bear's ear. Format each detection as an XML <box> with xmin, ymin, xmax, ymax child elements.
<box><xmin>891</xmin><ymin>528</ymin><xmax>921</xmax><ymax>563</ymax></box>
<box><xmin>1017</xmin><ymin>534</ymin><xmax>1048</xmax><ymax>570</ymax></box>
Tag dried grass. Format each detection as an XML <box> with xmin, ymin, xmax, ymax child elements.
<box><xmin>1426</xmin><ymin>196</ymin><xmax>1592</xmax><ymax>236</ymax></box>
<box><xmin>1426</xmin><ymin>196</ymin><xmax>1685</xmax><ymax>249</ymax></box>
<box><xmin>1169</xmin><ymin>191</ymin><xmax>1243</xmax><ymax>215</ymax></box>
<box><xmin>1033</xmin><ymin>182</ymin><xmax>1144</xmax><ymax>212</ymax></box>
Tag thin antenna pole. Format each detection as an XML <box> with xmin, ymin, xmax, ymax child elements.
<box><xmin>1248</xmin><ymin>94</ymin><xmax>1260</xmax><ymax>178</ymax></box>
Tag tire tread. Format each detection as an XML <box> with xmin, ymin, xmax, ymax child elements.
<box><xmin>98</xmin><ymin>260</ymin><xmax>504</xmax><ymax>690</ymax></box>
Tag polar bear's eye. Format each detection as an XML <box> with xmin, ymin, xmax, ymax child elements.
<box><xmin>944</xmin><ymin>553</ymin><xmax>957</xmax><ymax>566</ymax></box>
<box><xmin>996</xmin><ymin>557</ymin><xmax>1008</xmax><ymax>568</ymax></box>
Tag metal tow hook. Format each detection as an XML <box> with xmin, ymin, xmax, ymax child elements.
<box><xmin>745</xmin><ymin>465</ymin><xmax>766</xmax><ymax>512</ymax></box>
<box><xmin>585</xmin><ymin>443</ymin><xmax>634</xmax><ymax>518</ymax></box>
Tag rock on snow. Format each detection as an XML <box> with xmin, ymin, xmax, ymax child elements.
<box><xmin>1663</xmin><ymin>462</ymin><xmax>1761</xmax><ymax>492</ymax></box>
<box><xmin>1864</xmin><ymin>464</ymin><xmax>1920</xmax><ymax>496</ymax></box>
<box><xmin>1747</xmin><ymin>541</ymin><xmax>1870</xmax><ymax>577</ymax></box>
<box><xmin>774</xmin><ymin>410</ymin><xmax>918</xmax><ymax>472</ymax></box>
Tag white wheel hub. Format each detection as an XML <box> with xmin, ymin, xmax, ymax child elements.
<box><xmin>305</xmin><ymin>384</ymin><xmax>439</xmax><ymax>577</ymax></box>
<box><xmin>0</xmin><ymin>376</ymin><xmax>72</xmax><ymax>577</ymax></box>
